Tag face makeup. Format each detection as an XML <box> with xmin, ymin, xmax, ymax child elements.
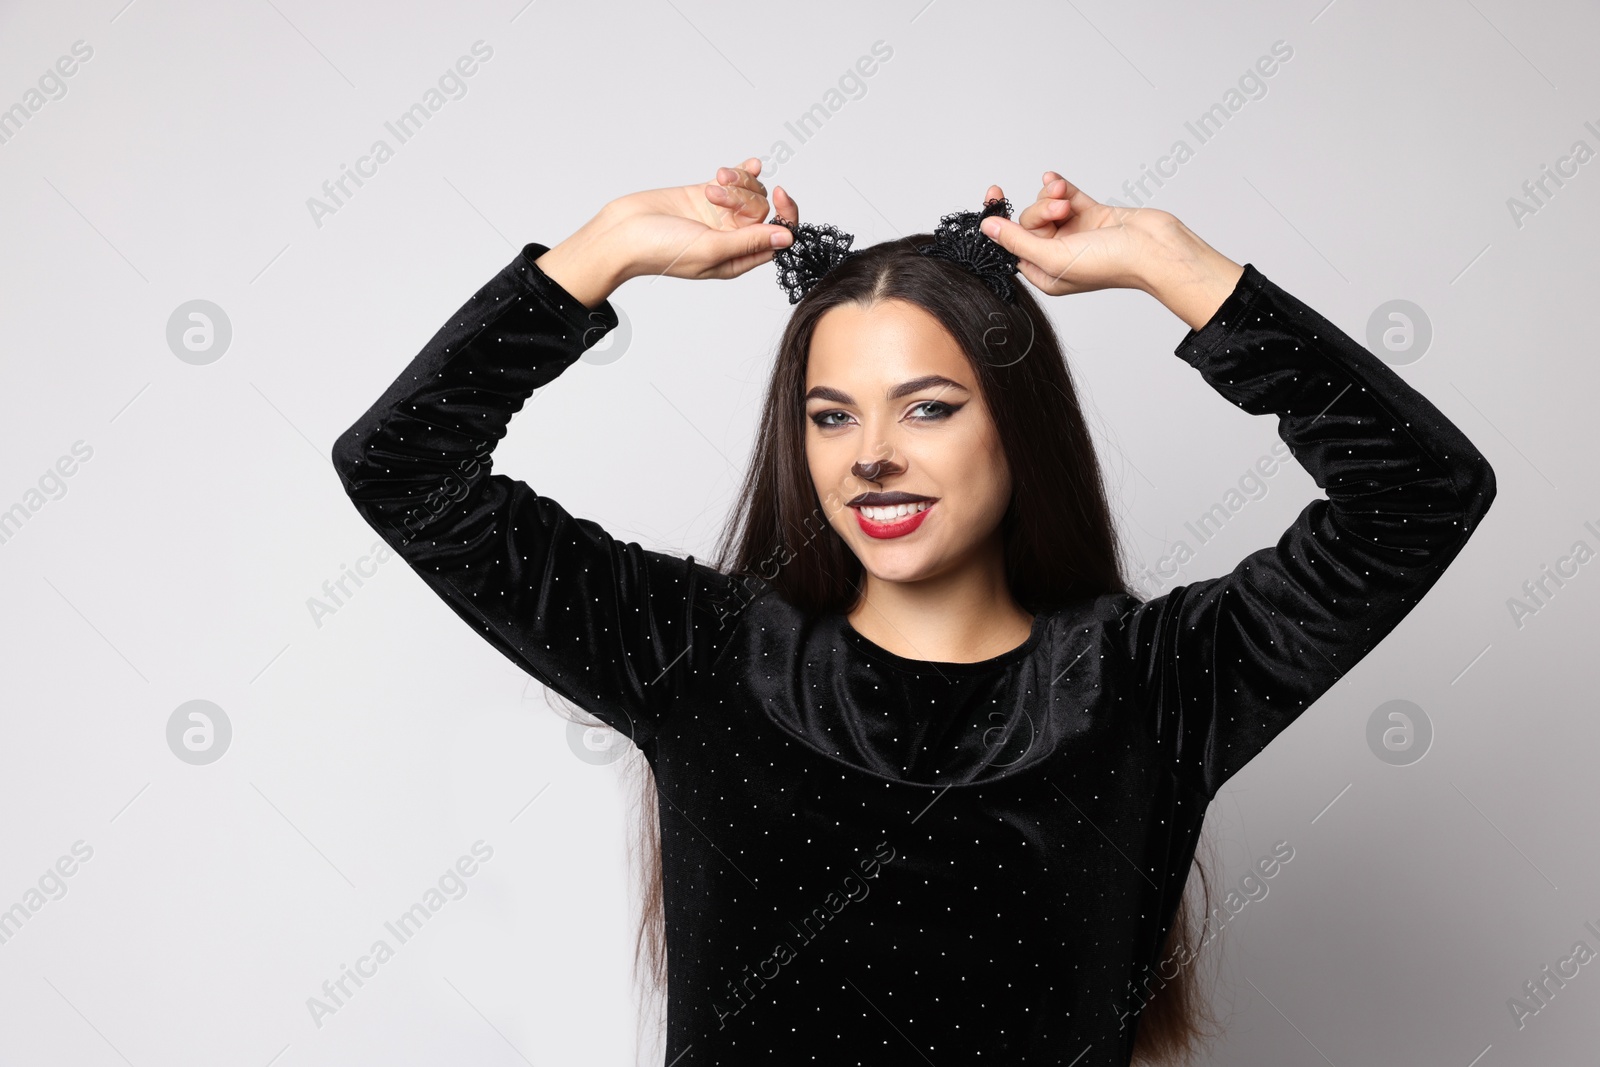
<box><xmin>852</xmin><ymin>499</ymin><xmax>935</xmax><ymax>540</ymax></box>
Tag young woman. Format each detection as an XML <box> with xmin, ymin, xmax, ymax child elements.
<box><xmin>332</xmin><ymin>158</ymin><xmax>1496</xmax><ymax>1065</ymax></box>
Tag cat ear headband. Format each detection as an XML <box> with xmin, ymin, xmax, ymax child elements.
<box><xmin>768</xmin><ymin>196</ymin><xmax>1022</xmax><ymax>306</ymax></box>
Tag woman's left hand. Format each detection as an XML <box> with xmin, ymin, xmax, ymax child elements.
<box><xmin>979</xmin><ymin>174</ymin><xmax>1174</xmax><ymax>297</ymax></box>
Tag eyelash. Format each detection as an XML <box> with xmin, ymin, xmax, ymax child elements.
<box><xmin>809</xmin><ymin>400</ymin><xmax>959</xmax><ymax>429</ymax></box>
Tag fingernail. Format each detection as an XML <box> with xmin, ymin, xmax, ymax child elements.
<box><xmin>771</xmin><ymin>230</ymin><xmax>789</xmax><ymax>247</ymax></box>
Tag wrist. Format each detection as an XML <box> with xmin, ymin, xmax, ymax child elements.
<box><xmin>534</xmin><ymin>215</ymin><xmax>631</xmax><ymax>310</ymax></box>
<box><xmin>1132</xmin><ymin>215</ymin><xmax>1245</xmax><ymax>332</ymax></box>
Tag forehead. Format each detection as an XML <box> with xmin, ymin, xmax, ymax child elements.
<box><xmin>805</xmin><ymin>299</ymin><xmax>972</xmax><ymax>390</ymax></box>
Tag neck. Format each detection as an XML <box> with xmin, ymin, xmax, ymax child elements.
<box><xmin>846</xmin><ymin>539</ymin><xmax>1034</xmax><ymax>664</ymax></box>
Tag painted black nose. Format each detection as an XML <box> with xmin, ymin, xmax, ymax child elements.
<box><xmin>852</xmin><ymin>459</ymin><xmax>896</xmax><ymax>483</ymax></box>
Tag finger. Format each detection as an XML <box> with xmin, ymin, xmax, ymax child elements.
<box><xmin>703</xmin><ymin>181</ymin><xmax>743</xmax><ymax>218</ymax></box>
<box><xmin>717</xmin><ymin>162</ymin><xmax>767</xmax><ymax>199</ymax></box>
<box><xmin>706</xmin><ymin>162</ymin><xmax>764</xmax><ymax>206</ymax></box>
<box><xmin>1021</xmin><ymin>174</ymin><xmax>1095</xmax><ymax>233</ymax></box>
<box><xmin>986</xmin><ymin>184</ymin><xmax>1004</xmax><ymax>205</ymax></box>
<box><xmin>731</xmin><ymin>164</ymin><xmax>773</xmax><ymax>215</ymax></box>
<box><xmin>1016</xmin><ymin>195</ymin><xmax>1068</xmax><ymax>231</ymax></box>
<box><xmin>772</xmin><ymin>185</ymin><xmax>799</xmax><ymax>226</ymax></box>
<box><xmin>704</xmin><ymin>177</ymin><xmax>768</xmax><ymax>222</ymax></box>
<box><xmin>709</xmin><ymin>246</ymin><xmax>777</xmax><ymax>280</ymax></box>
<box><xmin>1044</xmin><ymin>174</ymin><xmax>1097</xmax><ymax>214</ymax></box>
<box><xmin>703</xmin><ymin>223</ymin><xmax>792</xmax><ymax>273</ymax></box>
<box><xmin>979</xmin><ymin>214</ymin><xmax>1059</xmax><ymax>271</ymax></box>
<box><xmin>1016</xmin><ymin>256</ymin><xmax>1068</xmax><ymax>295</ymax></box>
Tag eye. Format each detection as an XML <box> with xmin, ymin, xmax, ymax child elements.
<box><xmin>908</xmin><ymin>400</ymin><xmax>959</xmax><ymax>421</ymax></box>
<box><xmin>809</xmin><ymin>410</ymin><xmax>854</xmax><ymax>429</ymax></box>
<box><xmin>807</xmin><ymin>401</ymin><xmax>962</xmax><ymax>430</ymax></box>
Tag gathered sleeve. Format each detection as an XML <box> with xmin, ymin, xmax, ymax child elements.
<box><xmin>1112</xmin><ymin>263</ymin><xmax>1497</xmax><ymax>800</ymax></box>
<box><xmin>330</xmin><ymin>242</ymin><xmax>739</xmax><ymax>750</ymax></box>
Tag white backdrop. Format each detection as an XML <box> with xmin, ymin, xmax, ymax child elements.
<box><xmin>1</xmin><ymin>0</ymin><xmax>1596</xmax><ymax>1063</ymax></box>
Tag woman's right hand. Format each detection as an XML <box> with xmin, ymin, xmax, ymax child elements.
<box><xmin>536</xmin><ymin>157</ymin><xmax>800</xmax><ymax>308</ymax></box>
<box><xmin>606</xmin><ymin>156</ymin><xmax>800</xmax><ymax>281</ymax></box>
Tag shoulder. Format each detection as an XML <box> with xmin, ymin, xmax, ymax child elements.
<box><xmin>1035</xmin><ymin>588</ymin><xmax>1169</xmax><ymax>673</ymax></box>
<box><xmin>683</xmin><ymin>560</ymin><xmax>774</xmax><ymax>628</ymax></box>
<box><xmin>678</xmin><ymin>562</ymin><xmax>813</xmax><ymax>671</ymax></box>
<box><xmin>1046</xmin><ymin>589</ymin><xmax>1150</xmax><ymax>635</ymax></box>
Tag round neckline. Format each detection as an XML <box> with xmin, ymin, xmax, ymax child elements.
<box><xmin>839</xmin><ymin>609</ymin><xmax>1051</xmax><ymax>675</ymax></box>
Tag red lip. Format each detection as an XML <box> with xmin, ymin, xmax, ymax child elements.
<box><xmin>854</xmin><ymin>501</ymin><xmax>934</xmax><ymax>540</ymax></box>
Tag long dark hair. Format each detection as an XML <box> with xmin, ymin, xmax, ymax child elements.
<box><xmin>609</xmin><ymin>233</ymin><xmax>1219</xmax><ymax>1063</ymax></box>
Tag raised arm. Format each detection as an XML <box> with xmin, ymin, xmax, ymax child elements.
<box><xmin>329</xmin><ymin>160</ymin><xmax>797</xmax><ymax>749</ymax></box>
<box><xmin>1118</xmin><ymin>249</ymin><xmax>1495</xmax><ymax>798</ymax></box>
<box><xmin>985</xmin><ymin>176</ymin><xmax>1497</xmax><ymax>799</ymax></box>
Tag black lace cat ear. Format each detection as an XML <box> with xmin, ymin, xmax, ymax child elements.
<box><xmin>916</xmin><ymin>196</ymin><xmax>1022</xmax><ymax>304</ymax></box>
<box><xmin>769</xmin><ymin>215</ymin><xmax>859</xmax><ymax>305</ymax></box>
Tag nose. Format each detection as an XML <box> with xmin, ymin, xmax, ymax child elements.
<box><xmin>851</xmin><ymin>456</ymin><xmax>903</xmax><ymax>485</ymax></box>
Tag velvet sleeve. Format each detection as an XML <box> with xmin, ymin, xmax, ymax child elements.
<box><xmin>330</xmin><ymin>242</ymin><xmax>738</xmax><ymax>750</ymax></box>
<box><xmin>1112</xmin><ymin>263</ymin><xmax>1497</xmax><ymax>800</ymax></box>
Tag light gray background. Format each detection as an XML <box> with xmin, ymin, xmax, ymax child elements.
<box><xmin>1</xmin><ymin>0</ymin><xmax>1595</xmax><ymax>1064</ymax></box>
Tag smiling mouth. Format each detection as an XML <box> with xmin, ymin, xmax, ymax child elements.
<box><xmin>852</xmin><ymin>499</ymin><xmax>936</xmax><ymax>539</ymax></box>
<box><xmin>853</xmin><ymin>499</ymin><xmax>935</xmax><ymax>523</ymax></box>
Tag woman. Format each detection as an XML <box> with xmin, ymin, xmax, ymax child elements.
<box><xmin>331</xmin><ymin>158</ymin><xmax>1495</xmax><ymax>1065</ymax></box>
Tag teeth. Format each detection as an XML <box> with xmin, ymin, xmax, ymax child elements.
<box><xmin>859</xmin><ymin>501</ymin><xmax>932</xmax><ymax>521</ymax></box>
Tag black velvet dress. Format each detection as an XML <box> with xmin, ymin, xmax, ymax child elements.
<box><xmin>331</xmin><ymin>242</ymin><xmax>1495</xmax><ymax>1065</ymax></box>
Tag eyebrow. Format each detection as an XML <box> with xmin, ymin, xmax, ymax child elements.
<box><xmin>804</xmin><ymin>374</ymin><xmax>971</xmax><ymax>405</ymax></box>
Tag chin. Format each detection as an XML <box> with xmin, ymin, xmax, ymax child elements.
<box><xmin>854</xmin><ymin>548</ymin><xmax>943</xmax><ymax>585</ymax></box>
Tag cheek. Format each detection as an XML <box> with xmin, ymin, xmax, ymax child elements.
<box><xmin>978</xmin><ymin>459</ymin><xmax>1012</xmax><ymax>516</ymax></box>
<box><xmin>805</xmin><ymin>436</ymin><xmax>832</xmax><ymax>493</ymax></box>
<box><xmin>950</xmin><ymin>418</ymin><xmax>1006</xmax><ymax>479</ymax></box>
<box><xmin>961</xmin><ymin>428</ymin><xmax>1012</xmax><ymax>520</ymax></box>
<box><xmin>806</xmin><ymin>436</ymin><xmax>854</xmax><ymax>522</ymax></box>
